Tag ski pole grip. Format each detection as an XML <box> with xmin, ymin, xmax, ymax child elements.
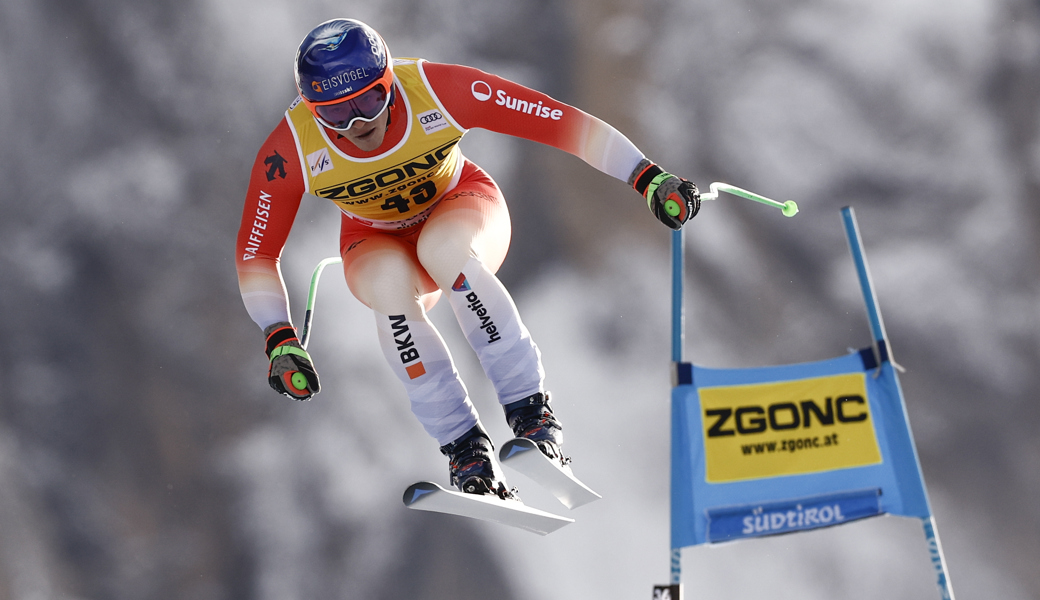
<box><xmin>290</xmin><ymin>371</ymin><xmax>308</xmax><ymax>391</ymax></box>
<box><xmin>280</xmin><ymin>370</ymin><xmax>309</xmax><ymax>393</ymax></box>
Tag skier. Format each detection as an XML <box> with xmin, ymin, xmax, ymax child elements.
<box><xmin>235</xmin><ymin>18</ymin><xmax>699</xmax><ymax>500</ymax></box>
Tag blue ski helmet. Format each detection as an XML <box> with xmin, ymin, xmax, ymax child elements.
<box><xmin>294</xmin><ymin>19</ymin><xmax>395</xmax><ymax>125</ymax></box>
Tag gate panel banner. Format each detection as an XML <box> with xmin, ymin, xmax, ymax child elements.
<box><xmin>671</xmin><ymin>350</ymin><xmax>931</xmax><ymax>548</ymax></box>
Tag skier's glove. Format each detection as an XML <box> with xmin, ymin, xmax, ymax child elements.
<box><xmin>264</xmin><ymin>322</ymin><xmax>320</xmax><ymax>401</ymax></box>
<box><xmin>628</xmin><ymin>158</ymin><xmax>700</xmax><ymax>230</ymax></box>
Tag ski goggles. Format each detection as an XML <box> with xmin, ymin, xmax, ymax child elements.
<box><xmin>302</xmin><ymin>73</ymin><xmax>394</xmax><ymax>131</ymax></box>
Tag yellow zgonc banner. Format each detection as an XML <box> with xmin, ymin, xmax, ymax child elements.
<box><xmin>700</xmin><ymin>373</ymin><xmax>882</xmax><ymax>483</ymax></box>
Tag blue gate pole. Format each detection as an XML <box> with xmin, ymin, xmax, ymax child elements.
<box><xmin>671</xmin><ymin>229</ymin><xmax>685</xmax><ymax>365</ymax></box>
<box><xmin>840</xmin><ymin>207</ymin><xmax>891</xmax><ymax>364</ymax></box>
<box><xmin>670</xmin><ymin>228</ymin><xmax>684</xmax><ymax>587</ymax></box>
<box><xmin>841</xmin><ymin>206</ymin><xmax>955</xmax><ymax>600</ymax></box>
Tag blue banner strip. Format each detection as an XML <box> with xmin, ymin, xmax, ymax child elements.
<box><xmin>706</xmin><ymin>488</ymin><xmax>882</xmax><ymax>543</ymax></box>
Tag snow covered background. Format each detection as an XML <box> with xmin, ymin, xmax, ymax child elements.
<box><xmin>1</xmin><ymin>0</ymin><xmax>1039</xmax><ymax>598</ymax></box>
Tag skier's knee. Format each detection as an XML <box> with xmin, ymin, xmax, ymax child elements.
<box><xmin>416</xmin><ymin>234</ymin><xmax>475</xmax><ymax>290</ymax></box>
<box><xmin>346</xmin><ymin>252</ymin><xmax>427</xmax><ymax>318</ymax></box>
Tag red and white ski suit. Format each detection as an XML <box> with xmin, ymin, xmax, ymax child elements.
<box><xmin>236</xmin><ymin>59</ymin><xmax>647</xmax><ymax>444</ymax></box>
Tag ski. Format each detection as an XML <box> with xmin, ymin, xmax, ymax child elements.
<box><xmin>402</xmin><ymin>481</ymin><xmax>574</xmax><ymax>535</ymax></box>
<box><xmin>499</xmin><ymin>438</ymin><xmax>602</xmax><ymax>509</ymax></box>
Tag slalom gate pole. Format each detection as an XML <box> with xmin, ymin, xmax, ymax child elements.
<box><xmin>841</xmin><ymin>207</ymin><xmax>955</xmax><ymax>600</ymax></box>
<box><xmin>300</xmin><ymin>257</ymin><xmax>343</xmax><ymax>350</ymax></box>
<box><xmin>671</xmin><ymin>228</ymin><xmax>685</xmax><ymax>366</ymax></box>
<box><xmin>840</xmin><ymin>207</ymin><xmax>892</xmax><ymax>366</ymax></box>
<box><xmin>660</xmin><ymin>183</ymin><xmax>795</xmax><ymax>599</ymax></box>
<box><xmin>670</xmin><ymin>227</ymin><xmax>685</xmax><ymax>590</ymax></box>
<box><xmin>923</xmin><ymin>516</ymin><xmax>956</xmax><ymax>600</ymax></box>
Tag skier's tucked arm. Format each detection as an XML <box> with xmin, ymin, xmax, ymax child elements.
<box><xmin>235</xmin><ymin>118</ymin><xmax>321</xmax><ymax>401</ymax></box>
<box><xmin>422</xmin><ymin>62</ymin><xmax>699</xmax><ymax>229</ymax></box>
<box><xmin>235</xmin><ymin>118</ymin><xmax>305</xmax><ymax>331</ymax></box>
<box><xmin>423</xmin><ymin>62</ymin><xmax>641</xmax><ymax>180</ymax></box>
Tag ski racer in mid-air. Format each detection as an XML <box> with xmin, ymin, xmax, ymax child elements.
<box><xmin>235</xmin><ymin>18</ymin><xmax>700</xmax><ymax>500</ymax></box>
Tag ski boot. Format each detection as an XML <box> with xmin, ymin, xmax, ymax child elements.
<box><xmin>503</xmin><ymin>391</ymin><xmax>569</xmax><ymax>467</ymax></box>
<box><xmin>439</xmin><ymin>424</ymin><xmax>517</xmax><ymax>500</ymax></box>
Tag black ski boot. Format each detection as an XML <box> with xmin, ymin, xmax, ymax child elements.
<box><xmin>503</xmin><ymin>391</ymin><xmax>568</xmax><ymax>466</ymax></box>
<box><xmin>439</xmin><ymin>424</ymin><xmax>517</xmax><ymax>500</ymax></box>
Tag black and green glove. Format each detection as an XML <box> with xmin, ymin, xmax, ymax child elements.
<box><xmin>264</xmin><ymin>321</ymin><xmax>320</xmax><ymax>401</ymax></box>
<box><xmin>628</xmin><ymin>158</ymin><xmax>700</xmax><ymax>230</ymax></box>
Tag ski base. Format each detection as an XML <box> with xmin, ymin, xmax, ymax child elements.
<box><xmin>402</xmin><ymin>481</ymin><xmax>574</xmax><ymax>535</ymax></box>
<box><xmin>499</xmin><ymin>438</ymin><xmax>602</xmax><ymax>509</ymax></box>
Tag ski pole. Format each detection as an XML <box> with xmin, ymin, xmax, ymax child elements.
<box><xmin>286</xmin><ymin>256</ymin><xmax>343</xmax><ymax>394</ymax></box>
<box><xmin>695</xmin><ymin>182</ymin><xmax>799</xmax><ymax>217</ymax></box>
<box><xmin>299</xmin><ymin>256</ymin><xmax>343</xmax><ymax>350</ymax></box>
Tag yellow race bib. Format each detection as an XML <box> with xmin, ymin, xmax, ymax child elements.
<box><xmin>286</xmin><ymin>59</ymin><xmax>465</xmax><ymax>226</ymax></box>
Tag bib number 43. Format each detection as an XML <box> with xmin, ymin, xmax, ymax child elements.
<box><xmin>382</xmin><ymin>180</ymin><xmax>437</xmax><ymax>213</ymax></box>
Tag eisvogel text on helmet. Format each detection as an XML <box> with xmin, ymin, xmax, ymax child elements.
<box><xmin>313</xmin><ymin>67</ymin><xmax>373</xmax><ymax>96</ymax></box>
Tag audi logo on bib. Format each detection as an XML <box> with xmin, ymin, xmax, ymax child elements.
<box><xmin>417</xmin><ymin>109</ymin><xmax>449</xmax><ymax>134</ymax></box>
<box><xmin>419</xmin><ymin>111</ymin><xmax>443</xmax><ymax>125</ymax></box>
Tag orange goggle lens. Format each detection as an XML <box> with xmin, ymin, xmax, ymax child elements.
<box><xmin>313</xmin><ymin>84</ymin><xmax>389</xmax><ymax>130</ymax></box>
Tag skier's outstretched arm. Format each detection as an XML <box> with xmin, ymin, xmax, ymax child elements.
<box><xmin>422</xmin><ymin>62</ymin><xmax>699</xmax><ymax>229</ymax></box>
<box><xmin>235</xmin><ymin>118</ymin><xmax>320</xmax><ymax>400</ymax></box>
